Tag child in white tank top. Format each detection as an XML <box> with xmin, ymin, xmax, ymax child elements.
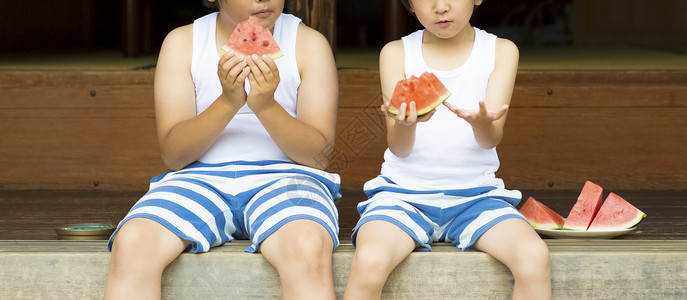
<box><xmin>105</xmin><ymin>0</ymin><xmax>341</xmax><ymax>299</ymax></box>
<box><xmin>344</xmin><ymin>1</ymin><xmax>552</xmax><ymax>299</ymax></box>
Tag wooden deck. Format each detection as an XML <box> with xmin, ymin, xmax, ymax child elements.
<box><xmin>0</xmin><ymin>189</ymin><xmax>685</xmax><ymax>241</ymax></box>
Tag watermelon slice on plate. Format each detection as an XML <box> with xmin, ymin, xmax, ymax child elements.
<box><xmin>221</xmin><ymin>16</ymin><xmax>283</xmax><ymax>60</ymax></box>
<box><xmin>519</xmin><ymin>197</ymin><xmax>565</xmax><ymax>230</ymax></box>
<box><xmin>588</xmin><ymin>192</ymin><xmax>646</xmax><ymax>230</ymax></box>
<box><xmin>388</xmin><ymin>72</ymin><xmax>451</xmax><ymax>116</ymax></box>
<box><xmin>563</xmin><ymin>181</ymin><xmax>603</xmax><ymax>230</ymax></box>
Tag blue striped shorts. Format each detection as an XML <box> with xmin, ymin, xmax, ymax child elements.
<box><xmin>108</xmin><ymin>160</ymin><xmax>341</xmax><ymax>253</ymax></box>
<box><xmin>352</xmin><ymin>176</ymin><xmax>525</xmax><ymax>251</ymax></box>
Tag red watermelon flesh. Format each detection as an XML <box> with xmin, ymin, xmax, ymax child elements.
<box><xmin>519</xmin><ymin>197</ymin><xmax>565</xmax><ymax>230</ymax></box>
<box><xmin>588</xmin><ymin>193</ymin><xmax>646</xmax><ymax>230</ymax></box>
<box><xmin>388</xmin><ymin>72</ymin><xmax>451</xmax><ymax>116</ymax></box>
<box><xmin>563</xmin><ymin>181</ymin><xmax>603</xmax><ymax>230</ymax></box>
<box><xmin>221</xmin><ymin>17</ymin><xmax>283</xmax><ymax>60</ymax></box>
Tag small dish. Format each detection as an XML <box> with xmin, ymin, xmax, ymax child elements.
<box><xmin>534</xmin><ymin>227</ymin><xmax>636</xmax><ymax>239</ymax></box>
<box><xmin>55</xmin><ymin>224</ymin><xmax>115</xmax><ymax>240</ymax></box>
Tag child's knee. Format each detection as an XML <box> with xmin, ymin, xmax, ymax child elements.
<box><xmin>513</xmin><ymin>238</ymin><xmax>550</xmax><ymax>276</ymax></box>
<box><xmin>111</xmin><ymin>218</ymin><xmax>183</xmax><ymax>265</ymax></box>
<box><xmin>351</xmin><ymin>245</ymin><xmax>399</xmax><ymax>280</ymax></box>
<box><xmin>278</xmin><ymin>224</ymin><xmax>333</xmax><ymax>265</ymax></box>
<box><xmin>111</xmin><ymin>221</ymin><xmax>148</xmax><ymax>257</ymax></box>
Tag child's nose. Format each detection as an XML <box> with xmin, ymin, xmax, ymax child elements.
<box><xmin>434</xmin><ymin>0</ymin><xmax>450</xmax><ymax>14</ymax></box>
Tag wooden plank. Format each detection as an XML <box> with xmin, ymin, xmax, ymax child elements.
<box><xmin>0</xmin><ymin>70</ymin><xmax>160</xmax><ymax>190</ymax></box>
<box><xmin>330</xmin><ymin>106</ymin><xmax>387</xmax><ymax>190</ymax></box>
<box><xmin>1</xmin><ymin>239</ymin><xmax>686</xmax><ymax>299</ymax></box>
<box><xmin>0</xmin><ymin>108</ymin><xmax>165</xmax><ymax>190</ymax></box>
<box><xmin>337</xmin><ymin>70</ymin><xmax>687</xmax><ymax>108</ymax></box>
<box><xmin>498</xmin><ymin>106</ymin><xmax>687</xmax><ymax>190</ymax></box>
<box><xmin>513</xmin><ymin>70</ymin><xmax>687</xmax><ymax>108</ymax></box>
<box><xmin>2</xmin><ymin>69</ymin><xmax>687</xmax><ymax>190</ymax></box>
<box><xmin>1</xmin><ymin>190</ymin><xmax>685</xmax><ymax>241</ymax></box>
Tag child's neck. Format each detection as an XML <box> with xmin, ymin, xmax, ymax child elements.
<box><xmin>421</xmin><ymin>26</ymin><xmax>475</xmax><ymax>71</ymax></box>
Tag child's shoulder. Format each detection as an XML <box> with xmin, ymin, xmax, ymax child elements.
<box><xmin>295</xmin><ymin>22</ymin><xmax>329</xmax><ymax>48</ymax></box>
<box><xmin>162</xmin><ymin>24</ymin><xmax>193</xmax><ymax>47</ymax></box>
<box><xmin>494</xmin><ymin>37</ymin><xmax>519</xmax><ymax>64</ymax></box>
<box><xmin>294</xmin><ymin>22</ymin><xmax>334</xmax><ymax>66</ymax></box>
<box><xmin>380</xmin><ymin>39</ymin><xmax>404</xmax><ymax>59</ymax></box>
<box><xmin>494</xmin><ymin>37</ymin><xmax>518</xmax><ymax>53</ymax></box>
<box><xmin>157</xmin><ymin>24</ymin><xmax>194</xmax><ymax>69</ymax></box>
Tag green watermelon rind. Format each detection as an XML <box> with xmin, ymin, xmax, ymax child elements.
<box><xmin>587</xmin><ymin>192</ymin><xmax>647</xmax><ymax>230</ymax></box>
<box><xmin>562</xmin><ymin>222</ymin><xmax>588</xmax><ymax>231</ymax></box>
<box><xmin>587</xmin><ymin>212</ymin><xmax>646</xmax><ymax>231</ymax></box>
<box><xmin>519</xmin><ymin>197</ymin><xmax>565</xmax><ymax>230</ymax></box>
<box><xmin>387</xmin><ymin>91</ymin><xmax>451</xmax><ymax>116</ymax></box>
<box><xmin>529</xmin><ymin>220</ymin><xmax>565</xmax><ymax>230</ymax></box>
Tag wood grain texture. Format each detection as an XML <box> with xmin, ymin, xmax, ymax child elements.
<box><xmin>1</xmin><ymin>69</ymin><xmax>686</xmax><ymax>190</ymax></box>
<box><xmin>0</xmin><ymin>189</ymin><xmax>685</xmax><ymax>241</ymax></box>
<box><xmin>2</xmin><ymin>239</ymin><xmax>685</xmax><ymax>299</ymax></box>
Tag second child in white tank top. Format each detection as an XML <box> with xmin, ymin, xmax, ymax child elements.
<box><xmin>381</xmin><ymin>28</ymin><xmax>502</xmax><ymax>190</ymax></box>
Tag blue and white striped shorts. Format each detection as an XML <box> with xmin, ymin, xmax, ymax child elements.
<box><xmin>108</xmin><ymin>160</ymin><xmax>341</xmax><ymax>253</ymax></box>
<box><xmin>352</xmin><ymin>176</ymin><xmax>525</xmax><ymax>251</ymax></box>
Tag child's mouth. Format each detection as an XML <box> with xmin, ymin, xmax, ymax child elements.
<box><xmin>253</xmin><ymin>10</ymin><xmax>273</xmax><ymax>18</ymax></box>
<box><xmin>437</xmin><ymin>20</ymin><xmax>452</xmax><ymax>28</ymax></box>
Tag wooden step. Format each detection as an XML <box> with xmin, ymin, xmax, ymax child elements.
<box><xmin>1</xmin><ymin>240</ymin><xmax>685</xmax><ymax>299</ymax></box>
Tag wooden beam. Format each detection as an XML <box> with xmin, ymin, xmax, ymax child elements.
<box><xmin>384</xmin><ymin>0</ymin><xmax>408</xmax><ymax>42</ymax></box>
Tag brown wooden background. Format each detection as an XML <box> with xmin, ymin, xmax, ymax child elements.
<box><xmin>1</xmin><ymin>69</ymin><xmax>685</xmax><ymax>191</ymax></box>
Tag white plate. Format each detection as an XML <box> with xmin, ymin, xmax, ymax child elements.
<box><xmin>534</xmin><ymin>227</ymin><xmax>636</xmax><ymax>239</ymax></box>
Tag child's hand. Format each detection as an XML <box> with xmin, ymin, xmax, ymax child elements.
<box><xmin>381</xmin><ymin>97</ymin><xmax>436</xmax><ymax>126</ymax></box>
<box><xmin>444</xmin><ymin>101</ymin><xmax>508</xmax><ymax>129</ymax></box>
<box><xmin>218</xmin><ymin>50</ymin><xmax>249</xmax><ymax>107</ymax></box>
<box><xmin>246</xmin><ymin>54</ymin><xmax>280</xmax><ymax>113</ymax></box>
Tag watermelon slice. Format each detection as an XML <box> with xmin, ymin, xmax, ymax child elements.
<box><xmin>519</xmin><ymin>197</ymin><xmax>565</xmax><ymax>230</ymax></box>
<box><xmin>563</xmin><ymin>181</ymin><xmax>604</xmax><ymax>230</ymax></box>
<box><xmin>221</xmin><ymin>17</ymin><xmax>283</xmax><ymax>60</ymax></box>
<box><xmin>588</xmin><ymin>193</ymin><xmax>646</xmax><ymax>230</ymax></box>
<box><xmin>387</xmin><ymin>72</ymin><xmax>451</xmax><ymax>116</ymax></box>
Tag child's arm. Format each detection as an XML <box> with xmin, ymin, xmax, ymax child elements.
<box><xmin>444</xmin><ymin>38</ymin><xmax>519</xmax><ymax>149</ymax></box>
<box><xmin>379</xmin><ymin>41</ymin><xmax>435</xmax><ymax>158</ymax></box>
<box><xmin>154</xmin><ymin>26</ymin><xmax>248</xmax><ymax>170</ymax></box>
<box><xmin>246</xmin><ymin>25</ymin><xmax>338</xmax><ymax>170</ymax></box>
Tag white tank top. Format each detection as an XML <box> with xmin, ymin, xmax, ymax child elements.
<box><xmin>380</xmin><ymin>28</ymin><xmax>503</xmax><ymax>190</ymax></box>
<box><xmin>191</xmin><ymin>13</ymin><xmax>301</xmax><ymax>163</ymax></box>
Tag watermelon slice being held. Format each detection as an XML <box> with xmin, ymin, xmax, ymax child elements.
<box><xmin>563</xmin><ymin>181</ymin><xmax>603</xmax><ymax>230</ymax></box>
<box><xmin>221</xmin><ymin>16</ymin><xmax>283</xmax><ymax>60</ymax></box>
<box><xmin>519</xmin><ymin>197</ymin><xmax>565</xmax><ymax>230</ymax></box>
<box><xmin>387</xmin><ymin>72</ymin><xmax>451</xmax><ymax>116</ymax></box>
<box><xmin>588</xmin><ymin>192</ymin><xmax>646</xmax><ymax>230</ymax></box>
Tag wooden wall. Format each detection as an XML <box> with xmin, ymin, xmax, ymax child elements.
<box><xmin>1</xmin><ymin>69</ymin><xmax>686</xmax><ymax>191</ymax></box>
<box><xmin>573</xmin><ymin>0</ymin><xmax>687</xmax><ymax>47</ymax></box>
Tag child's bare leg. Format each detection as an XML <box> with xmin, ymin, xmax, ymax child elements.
<box><xmin>104</xmin><ymin>218</ymin><xmax>190</xmax><ymax>300</ymax></box>
<box><xmin>472</xmin><ymin>218</ymin><xmax>551</xmax><ymax>300</ymax></box>
<box><xmin>259</xmin><ymin>219</ymin><xmax>336</xmax><ymax>300</ymax></box>
<box><xmin>343</xmin><ymin>220</ymin><xmax>418</xmax><ymax>300</ymax></box>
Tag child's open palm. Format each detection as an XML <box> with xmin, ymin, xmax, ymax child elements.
<box><xmin>246</xmin><ymin>54</ymin><xmax>280</xmax><ymax>112</ymax></box>
<box><xmin>444</xmin><ymin>101</ymin><xmax>508</xmax><ymax>129</ymax></box>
